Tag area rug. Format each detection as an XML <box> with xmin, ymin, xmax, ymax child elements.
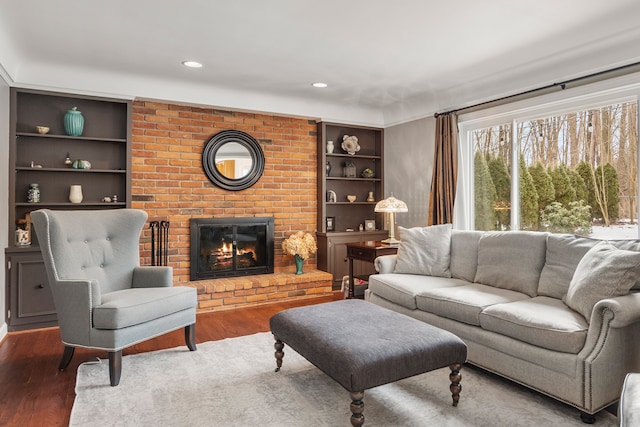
<box><xmin>70</xmin><ymin>332</ymin><xmax>617</xmax><ymax>426</ymax></box>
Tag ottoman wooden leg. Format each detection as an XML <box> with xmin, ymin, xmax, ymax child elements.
<box><xmin>449</xmin><ymin>363</ymin><xmax>462</xmax><ymax>407</ymax></box>
<box><xmin>350</xmin><ymin>391</ymin><xmax>365</xmax><ymax>427</ymax></box>
<box><xmin>273</xmin><ymin>336</ymin><xmax>284</xmax><ymax>372</ymax></box>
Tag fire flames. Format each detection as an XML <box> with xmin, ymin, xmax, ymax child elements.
<box><xmin>206</xmin><ymin>240</ymin><xmax>257</xmax><ymax>269</ymax></box>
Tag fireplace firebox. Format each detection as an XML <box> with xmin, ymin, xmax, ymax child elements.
<box><xmin>190</xmin><ymin>217</ymin><xmax>274</xmax><ymax>281</ymax></box>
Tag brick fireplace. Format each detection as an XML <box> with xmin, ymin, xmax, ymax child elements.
<box><xmin>131</xmin><ymin>101</ymin><xmax>333</xmax><ymax>311</ymax></box>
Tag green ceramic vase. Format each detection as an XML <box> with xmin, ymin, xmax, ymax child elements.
<box><xmin>294</xmin><ymin>254</ymin><xmax>304</xmax><ymax>275</ymax></box>
<box><xmin>64</xmin><ymin>107</ymin><xmax>84</xmax><ymax>136</ymax></box>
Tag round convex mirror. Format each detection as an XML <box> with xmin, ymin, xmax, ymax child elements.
<box><xmin>202</xmin><ymin>130</ymin><xmax>265</xmax><ymax>191</ymax></box>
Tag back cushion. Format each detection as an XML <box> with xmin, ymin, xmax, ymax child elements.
<box><xmin>393</xmin><ymin>224</ymin><xmax>452</xmax><ymax>277</ymax></box>
<box><xmin>538</xmin><ymin>234</ymin><xmax>598</xmax><ymax>299</ymax></box>
<box><xmin>450</xmin><ymin>230</ymin><xmax>483</xmax><ymax>282</ymax></box>
<box><xmin>584</xmin><ymin>237</ymin><xmax>640</xmax><ymax>289</ymax></box>
<box><xmin>474</xmin><ymin>231</ymin><xmax>548</xmax><ymax>297</ymax></box>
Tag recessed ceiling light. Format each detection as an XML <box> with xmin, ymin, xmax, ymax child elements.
<box><xmin>312</xmin><ymin>82</ymin><xmax>328</xmax><ymax>88</ymax></box>
<box><xmin>182</xmin><ymin>61</ymin><xmax>203</xmax><ymax>68</ymax></box>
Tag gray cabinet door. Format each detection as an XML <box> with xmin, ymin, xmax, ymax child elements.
<box><xmin>7</xmin><ymin>252</ymin><xmax>57</xmax><ymax>331</ymax></box>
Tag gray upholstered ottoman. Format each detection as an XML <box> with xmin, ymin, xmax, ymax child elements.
<box><xmin>269</xmin><ymin>299</ymin><xmax>467</xmax><ymax>426</ymax></box>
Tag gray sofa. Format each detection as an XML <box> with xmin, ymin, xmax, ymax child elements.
<box><xmin>365</xmin><ymin>226</ymin><xmax>640</xmax><ymax>421</ymax></box>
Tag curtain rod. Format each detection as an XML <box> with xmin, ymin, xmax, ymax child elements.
<box><xmin>433</xmin><ymin>61</ymin><xmax>640</xmax><ymax>118</ymax></box>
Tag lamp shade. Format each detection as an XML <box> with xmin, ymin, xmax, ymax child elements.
<box><xmin>374</xmin><ymin>194</ymin><xmax>407</xmax><ymax>246</ymax></box>
<box><xmin>375</xmin><ymin>195</ymin><xmax>408</xmax><ymax>213</ymax></box>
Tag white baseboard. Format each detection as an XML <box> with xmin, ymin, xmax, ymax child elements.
<box><xmin>0</xmin><ymin>322</ymin><xmax>7</xmax><ymax>344</ymax></box>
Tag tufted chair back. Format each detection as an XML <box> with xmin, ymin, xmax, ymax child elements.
<box><xmin>32</xmin><ymin>209</ymin><xmax>146</xmax><ymax>294</ymax></box>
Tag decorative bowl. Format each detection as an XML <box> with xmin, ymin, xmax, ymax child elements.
<box><xmin>347</xmin><ymin>194</ymin><xmax>357</xmax><ymax>203</ymax></box>
<box><xmin>71</xmin><ymin>159</ymin><xmax>92</xmax><ymax>170</ymax></box>
<box><xmin>361</xmin><ymin>168</ymin><xmax>375</xmax><ymax>178</ymax></box>
<box><xmin>35</xmin><ymin>126</ymin><xmax>50</xmax><ymax>134</ymax></box>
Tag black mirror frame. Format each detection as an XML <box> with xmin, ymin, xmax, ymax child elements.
<box><xmin>202</xmin><ymin>130</ymin><xmax>265</xmax><ymax>191</ymax></box>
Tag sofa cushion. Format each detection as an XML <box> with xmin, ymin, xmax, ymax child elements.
<box><xmin>450</xmin><ymin>230</ymin><xmax>484</xmax><ymax>282</ymax></box>
<box><xmin>394</xmin><ymin>224</ymin><xmax>452</xmax><ymax>277</ymax></box>
<box><xmin>564</xmin><ymin>241</ymin><xmax>640</xmax><ymax>320</ymax></box>
<box><xmin>416</xmin><ymin>283</ymin><xmax>530</xmax><ymax>326</ymax></box>
<box><xmin>538</xmin><ymin>234</ymin><xmax>598</xmax><ymax>299</ymax></box>
<box><xmin>94</xmin><ymin>286</ymin><xmax>197</xmax><ymax>329</ymax></box>
<box><xmin>368</xmin><ymin>273</ymin><xmax>466</xmax><ymax>310</ymax></box>
<box><xmin>581</xmin><ymin>236</ymin><xmax>640</xmax><ymax>289</ymax></box>
<box><xmin>479</xmin><ymin>296</ymin><xmax>588</xmax><ymax>353</ymax></box>
<box><xmin>474</xmin><ymin>231</ymin><xmax>548</xmax><ymax>297</ymax></box>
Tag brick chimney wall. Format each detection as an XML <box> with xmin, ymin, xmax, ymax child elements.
<box><xmin>130</xmin><ymin>100</ymin><xmax>330</xmax><ymax>310</ymax></box>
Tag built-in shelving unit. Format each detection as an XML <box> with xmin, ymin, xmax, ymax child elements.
<box><xmin>5</xmin><ymin>88</ymin><xmax>132</xmax><ymax>330</ymax></box>
<box><xmin>317</xmin><ymin>122</ymin><xmax>385</xmax><ymax>232</ymax></box>
<box><xmin>316</xmin><ymin>122</ymin><xmax>388</xmax><ymax>289</ymax></box>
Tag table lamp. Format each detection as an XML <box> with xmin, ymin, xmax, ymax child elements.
<box><xmin>374</xmin><ymin>194</ymin><xmax>408</xmax><ymax>245</ymax></box>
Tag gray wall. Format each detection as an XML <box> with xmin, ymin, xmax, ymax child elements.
<box><xmin>0</xmin><ymin>73</ymin><xmax>9</xmax><ymax>337</ymax></box>
<box><xmin>383</xmin><ymin>116</ymin><xmax>436</xmax><ymax>229</ymax></box>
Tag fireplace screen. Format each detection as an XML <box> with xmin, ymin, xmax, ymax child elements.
<box><xmin>190</xmin><ymin>217</ymin><xmax>274</xmax><ymax>280</ymax></box>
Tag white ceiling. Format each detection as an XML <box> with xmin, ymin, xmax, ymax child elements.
<box><xmin>2</xmin><ymin>0</ymin><xmax>640</xmax><ymax>127</ymax></box>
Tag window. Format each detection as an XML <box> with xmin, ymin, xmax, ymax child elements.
<box><xmin>473</xmin><ymin>124</ymin><xmax>512</xmax><ymax>231</ymax></box>
<box><xmin>457</xmin><ymin>78</ymin><xmax>640</xmax><ymax>240</ymax></box>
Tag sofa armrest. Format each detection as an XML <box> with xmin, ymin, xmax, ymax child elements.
<box><xmin>51</xmin><ymin>279</ymin><xmax>101</xmax><ymax>344</ymax></box>
<box><xmin>132</xmin><ymin>266</ymin><xmax>173</xmax><ymax>288</ymax></box>
<box><xmin>580</xmin><ymin>293</ymin><xmax>640</xmax><ymax>361</ymax></box>
<box><xmin>592</xmin><ymin>293</ymin><xmax>640</xmax><ymax>328</ymax></box>
<box><xmin>374</xmin><ymin>255</ymin><xmax>397</xmax><ymax>273</ymax></box>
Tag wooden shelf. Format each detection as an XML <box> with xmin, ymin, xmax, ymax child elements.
<box><xmin>16</xmin><ymin>202</ymin><xmax>127</xmax><ymax>207</ymax></box>
<box><xmin>326</xmin><ymin>153</ymin><xmax>381</xmax><ymax>160</ymax></box>
<box><xmin>326</xmin><ymin>177</ymin><xmax>381</xmax><ymax>181</ymax></box>
<box><xmin>17</xmin><ymin>132</ymin><xmax>127</xmax><ymax>143</ymax></box>
<box><xmin>327</xmin><ymin>202</ymin><xmax>377</xmax><ymax>205</ymax></box>
<box><xmin>16</xmin><ymin>166</ymin><xmax>126</xmax><ymax>173</ymax></box>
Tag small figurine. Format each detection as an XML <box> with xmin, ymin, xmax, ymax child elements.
<box><xmin>15</xmin><ymin>228</ymin><xmax>30</xmax><ymax>246</ymax></box>
<box><xmin>343</xmin><ymin>160</ymin><xmax>357</xmax><ymax>177</ymax></box>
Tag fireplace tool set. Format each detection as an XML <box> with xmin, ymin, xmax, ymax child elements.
<box><xmin>149</xmin><ymin>220</ymin><xmax>169</xmax><ymax>266</ymax></box>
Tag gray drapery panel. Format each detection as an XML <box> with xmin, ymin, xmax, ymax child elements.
<box><xmin>428</xmin><ymin>113</ymin><xmax>458</xmax><ymax>225</ymax></box>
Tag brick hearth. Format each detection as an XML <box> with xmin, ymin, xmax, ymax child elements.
<box><xmin>130</xmin><ymin>100</ymin><xmax>334</xmax><ymax>311</ymax></box>
<box><xmin>189</xmin><ymin>268</ymin><xmax>333</xmax><ymax>312</ymax></box>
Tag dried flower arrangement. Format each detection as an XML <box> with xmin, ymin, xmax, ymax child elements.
<box><xmin>282</xmin><ymin>231</ymin><xmax>317</xmax><ymax>260</ymax></box>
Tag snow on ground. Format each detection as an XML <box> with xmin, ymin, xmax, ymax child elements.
<box><xmin>590</xmin><ymin>223</ymin><xmax>639</xmax><ymax>240</ymax></box>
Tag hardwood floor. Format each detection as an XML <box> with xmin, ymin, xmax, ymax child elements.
<box><xmin>0</xmin><ymin>293</ymin><xmax>341</xmax><ymax>427</ymax></box>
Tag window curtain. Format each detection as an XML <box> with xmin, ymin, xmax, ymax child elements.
<box><xmin>428</xmin><ymin>113</ymin><xmax>459</xmax><ymax>225</ymax></box>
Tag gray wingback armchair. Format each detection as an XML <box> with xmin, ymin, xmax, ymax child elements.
<box><xmin>31</xmin><ymin>208</ymin><xmax>197</xmax><ymax>386</ymax></box>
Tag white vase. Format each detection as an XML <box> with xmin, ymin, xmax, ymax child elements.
<box><xmin>69</xmin><ymin>185</ymin><xmax>83</xmax><ymax>203</ymax></box>
<box><xmin>326</xmin><ymin>140</ymin><xmax>334</xmax><ymax>154</ymax></box>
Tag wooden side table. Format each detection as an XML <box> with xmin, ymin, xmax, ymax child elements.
<box><xmin>345</xmin><ymin>241</ymin><xmax>398</xmax><ymax>299</ymax></box>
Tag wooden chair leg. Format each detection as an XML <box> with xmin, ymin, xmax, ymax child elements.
<box><xmin>109</xmin><ymin>350</ymin><xmax>122</xmax><ymax>387</ymax></box>
<box><xmin>185</xmin><ymin>324</ymin><xmax>197</xmax><ymax>351</ymax></box>
<box><xmin>58</xmin><ymin>345</ymin><xmax>75</xmax><ymax>371</ymax></box>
